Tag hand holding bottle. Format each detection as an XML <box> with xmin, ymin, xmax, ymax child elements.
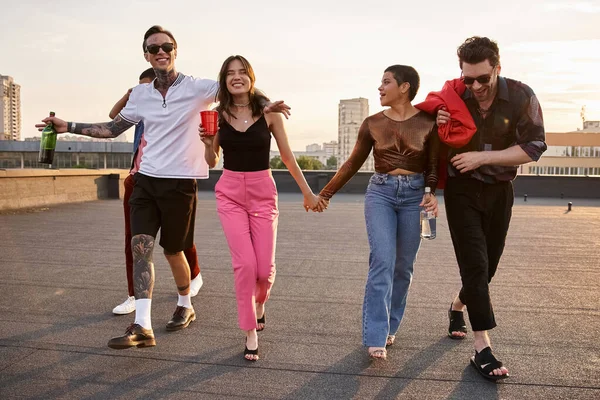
<box><xmin>36</xmin><ymin>116</ymin><xmax>68</xmax><ymax>133</ymax></box>
<box><xmin>420</xmin><ymin>187</ymin><xmax>437</xmax><ymax>239</ymax></box>
<box><xmin>419</xmin><ymin>188</ymin><xmax>438</xmax><ymax>216</ymax></box>
<box><xmin>38</xmin><ymin>111</ymin><xmax>58</xmax><ymax>164</ymax></box>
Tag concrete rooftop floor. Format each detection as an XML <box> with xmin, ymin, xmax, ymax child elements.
<box><xmin>0</xmin><ymin>192</ymin><xmax>599</xmax><ymax>399</ymax></box>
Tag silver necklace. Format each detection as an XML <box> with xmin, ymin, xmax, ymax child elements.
<box><xmin>232</xmin><ymin>102</ymin><xmax>250</xmax><ymax>124</ymax></box>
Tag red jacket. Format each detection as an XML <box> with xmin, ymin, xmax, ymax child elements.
<box><xmin>415</xmin><ymin>78</ymin><xmax>476</xmax><ymax>147</ymax></box>
<box><xmin>415</xmin><ymin>78</ymin><xmax>477</xmax><ymax>189</ymax></box>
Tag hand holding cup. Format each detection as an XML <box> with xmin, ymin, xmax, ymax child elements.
<box><xmin>200</xmin><ymin>110</ymin><xmax>219</xmax><ymax>135</ymax></box>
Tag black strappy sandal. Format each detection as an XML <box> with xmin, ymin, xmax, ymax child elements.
<box><xmin>448</xmin><ymin>304</ymin><xmax>467</xmax><ymax>340</ymax></box>
<box><xmin>470</xmin><ymin>347</ymin><xmax>509</xmax><ymax>381</ymax></box>
<box><xmin>256</xmin><ymin>313</ymin><xmax>266</xmax><ymax>332</ymax></box>
<box><xmin>244</xmin><ymin>344</ymin><xmax>259</xmax><ymax>361</ymax></box>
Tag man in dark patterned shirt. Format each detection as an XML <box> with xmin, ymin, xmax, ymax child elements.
<box><xmin>437</xmin><ymin>36</ymin><xmax>546</xmax><ymax>381</ymax></box>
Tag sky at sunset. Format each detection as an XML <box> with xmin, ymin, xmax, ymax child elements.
<box><xmin>2</xmin><ymin>0</ymin><xmax>599</xmax><ymax>150</ymax></box>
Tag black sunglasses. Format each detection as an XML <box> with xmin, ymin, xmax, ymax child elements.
<box><xmin>145</xmin><ymin>43</ymin><xmax>175</xmax><ymax>55</ymax></box>
<box><xmin>461</xmin><ymin>74</ymin><xmax>492</xmax><ymax>85</ymax></box>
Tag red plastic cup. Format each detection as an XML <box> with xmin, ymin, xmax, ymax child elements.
<box><xmin>200</xmin><ymin>110</ymin><xmax>218</xmax><ymax>136</ymax></box>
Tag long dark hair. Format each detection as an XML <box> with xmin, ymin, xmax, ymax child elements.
<box><xmin>217</xmin><ymin>55</ymin><xmax>264</xmax><ymax>122</ymax></box>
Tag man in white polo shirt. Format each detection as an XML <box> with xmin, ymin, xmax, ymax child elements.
<box><xmin>35</xmin><ymin>25</ymin><xmax>290</xmax><ymax>349</ymax></box>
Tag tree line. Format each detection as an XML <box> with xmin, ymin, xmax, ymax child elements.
<box><xmin>270</xmin><ymin>155</ymin><xmax>338</xmax><ymax>170</ymax></box>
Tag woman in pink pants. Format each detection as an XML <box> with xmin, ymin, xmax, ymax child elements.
<box><xmin>200</xmin><ymin>55</ymin><xmax>320</xmax><ymax>361</ymax></box>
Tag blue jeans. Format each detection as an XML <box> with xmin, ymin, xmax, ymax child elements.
<box><xmin>363</xmin><ymin>172</ymin><xmax>424</xmax><ymax>347</ymax></box>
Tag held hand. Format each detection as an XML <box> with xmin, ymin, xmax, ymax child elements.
<box><xmin>303</xmin><ymin>193</ymin><xmax>320</xmax><ymax>212</ymax></box>
<box><xmin>198</xmin><ymin>123</ymin><xmax>215</xmax><ymax>146</ymax></box>
<box><xmin>35</xmin><ymin>117</ymin><xmax>68</xmax><ymax>133</ymax></box>
<box><xmin>450</xmin><ymin>151</ymin><xmax>489</xmax><ymax>173</ymax></box>
<box><xmin>419</xmin><ymin>193</ymin><xmax>439</xmax><ymax>217</ymax></box>
<box><xmin>264</xmin><ymin>100</ymin><xmax>291</xmax><ymax>119</ymax></box>
<box><xmin>436</xmin><ymin>109</ymin><xmax>451</xmax><ymax>125</ymax></box>
<box><xmin>314</xmin><ymin>195</ymin><xmax>330</xmax><ymax>212</ymax></box>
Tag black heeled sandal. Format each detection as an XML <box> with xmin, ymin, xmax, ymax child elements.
<box><xmin>470</xmin><ymin>347</ymin><xmax>509</xmax><ymax>381</ymax></box>
<box><xmin>448</xmin><ymin>303</ymin><xmax>467</xmax><ymax>340</ymax></box>
<box><xmin>244</xmin><ymin>345</ymin><xmax>259</xmax><ymax>361</ymax></box>
<box><xmin>256</xmin><ymin>313</ymin><xmax>266</xmax><ymax>332</ymax></box>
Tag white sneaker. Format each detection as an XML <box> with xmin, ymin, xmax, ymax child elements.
<box><xmin>112</xmin><ymin>296</ymin><xmax>136</xmax><ymax>315</ymax></box>
<box><xmin>190</xmin><ymin>274</ymin><xmax>203</xmax><ymax>297</ymax></box>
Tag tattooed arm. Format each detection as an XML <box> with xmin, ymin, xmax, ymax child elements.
<box><xmin>35</xmin><ymin>115</ymin><xmax>134</xmax><ymax>139</ymax></box>
<box><xmin>69</xmin><ymin>115</ymin><xmax>134</xmax><ymax>139</ymax></box>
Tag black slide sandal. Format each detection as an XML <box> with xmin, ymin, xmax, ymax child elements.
<box><xmin>470</xmin><ymin>347</ymin><xmax>509</xmax><ymax>381</ymax></box>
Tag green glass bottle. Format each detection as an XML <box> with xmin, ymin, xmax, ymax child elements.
<box><xmin>38</xmin><ymin>111</ymin><xmax>57</xmax><ymax>164</ymax></box>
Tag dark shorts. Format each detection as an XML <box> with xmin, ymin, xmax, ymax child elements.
<box><xmin>129</xmin><ymin>173</ymin><xmax>197</xmax><ymax>253</ymax></box>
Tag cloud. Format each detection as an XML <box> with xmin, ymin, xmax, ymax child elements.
<box><xmin>23</xmin><ymin>32</ymin><xmax>69</xmax><ymax>53</ymax></box>
<box><xmin>545</xmin><ymin>2</ymin><xmax>600</xmax><ymax>13</ymax></box>
<box><xmin>505</xmin><ymin>39</ymin><xmax>600</xmax><ymax>56</ymax></box>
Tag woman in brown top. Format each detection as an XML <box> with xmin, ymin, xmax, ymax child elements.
<box><xmin>317</xmin><ymin>65</ymin><xmax>440</xmax><ymax>360</ymax></box>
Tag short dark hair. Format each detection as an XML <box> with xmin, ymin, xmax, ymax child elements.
<box><xmin>384</xmin><ymin>65</ymin><xmax>420</xmax><ymax>101</ymax></box>
<box><xmin>139</xmin><ymin>68</ymin><xmax>156</xmax><ymax>81</ymax></box>
<box><xmin>142</xmin><ymin>25</ymin><xmax>177</xmax><ymax>52</ymax></box>
<box><xmin>457</xmin><ymin>36</ymin><xmax>500</xmax><ymax>69</ymax></box>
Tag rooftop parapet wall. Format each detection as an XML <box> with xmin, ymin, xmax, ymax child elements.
<box><xmin>1</xmin><ymin>169</ymin><xmax>598</xmax><ymax>212</ymax></box>
<box><xmin>0</xmin><ymin>169</ymin><xmax>128</xmax><ymax>211</ymax></box>
<box><xmin>199</xmin><ymin>170</ymin><xmax>600</xmax><ymax>199</ymax></box>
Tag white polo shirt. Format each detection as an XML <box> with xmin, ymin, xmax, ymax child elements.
<box><xmin>119</xmin><ymin>73</ymin><xmax>218</xmax><ymax>179</ymax></box>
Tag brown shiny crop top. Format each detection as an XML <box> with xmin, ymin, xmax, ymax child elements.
<box><xmin>319</xmin><ymin>110</ymin><xmax>440</xmax><ymax>199</ymax></box>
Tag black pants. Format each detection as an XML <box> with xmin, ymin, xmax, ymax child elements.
<box><xmin>444</xmin><ymin>177</ymin><xmax>514</xmax><ymax>331</ymax></box>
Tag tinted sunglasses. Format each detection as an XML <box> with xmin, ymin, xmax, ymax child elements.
<box><xmin>461</xmin><ymin>74</ymin><xmax>492</xmax><ymax>85</ymax></box>
<box><xmin>145</xmin><ymin>43</ymin><xmax>175</xmax><ymax>55</ymax></box>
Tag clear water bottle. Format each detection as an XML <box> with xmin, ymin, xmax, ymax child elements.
<box><xmin>420</xmin><ymin>187</ymin><xmax>436</xmax><ymax>240</ymax></box>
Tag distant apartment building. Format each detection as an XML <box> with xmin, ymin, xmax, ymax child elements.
<box><xmin>322</xmin><ymin>140</ymin><xmax>338</xmax><ymax>159</ymax></box>
<box><xmin>0</xmin><ymin>75</ymin><xmax>21</xmax><ymax>141</ymax></box>
<box><xmin>300</xmin><ymin>141</ymin><xmax>339</xmax><ymax>163</ymax></box>
<box><xmin>525</xmin><ymin>121</ymin><xmax>600</xmax><ymax>176</ymax></box>
<box><xmin>266</xmin><ymin>140</ymin><xmax>339</xmax><ymax>169</ymax></box>
<box><xmin>338</xmin><ymin>98</ymin><xmax>372</xmax><ymax>171</ymax></box>
<box><xmin>306</xmin><ymin>143</ymin><xmax>321</xmax><ymax>152</ymax></box>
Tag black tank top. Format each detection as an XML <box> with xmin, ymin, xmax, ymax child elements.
<box><xmin>220</xmin><ymin>115</ymin><xmax>272</xmax><ymax>172</ymax></box>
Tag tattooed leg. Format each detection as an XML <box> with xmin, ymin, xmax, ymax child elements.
<box><xmin>132</xmin><ymin>234</ymin><xmax>156</xmax><ymax>299</ymax></box>
<box><xmin>164</xmin><ymin>251</ymin><xmax>191</xmax><ymax>295</ymax></box>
